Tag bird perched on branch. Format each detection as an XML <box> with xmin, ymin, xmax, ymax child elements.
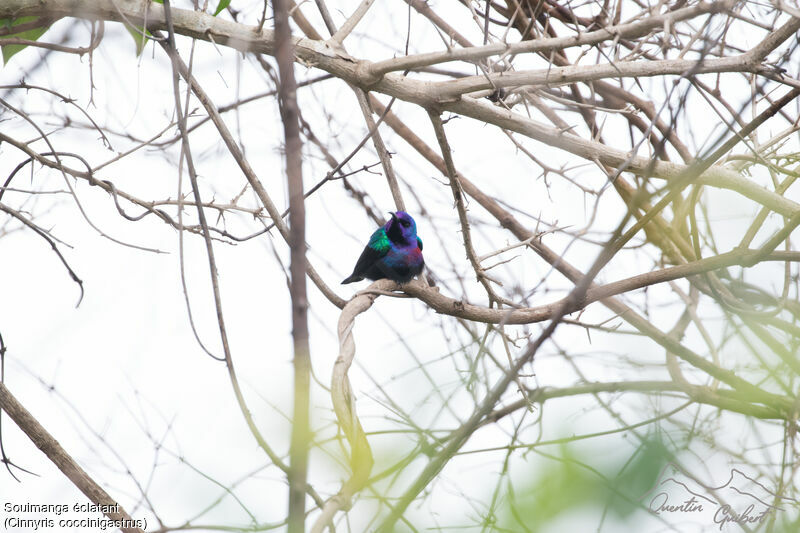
<box><xmin>342</xmin><ymin>211</ymin><xmax>424</xmax><ymax>284</ymax></box>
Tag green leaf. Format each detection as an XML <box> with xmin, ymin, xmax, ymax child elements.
<box><xmin>610</xmin><ymin>436</ymin><xmax>671</xmax><ymax>517</ymax></box>
<box><xmin>213</xmin><ymin>0</ymin><xmax>231</xmax><ymax>16</ymax></box>
<box><xmin>499</xmin><ymin>435</ymin><xmax>673</xmax><ymax>531</ymax></box>
<box><xmin>1</xmin><ymin>17</ymin><xmax>51</xmax><ymax>65</ymax></box>
<box><xmin>125</xmin><ymin>25</ymin><xmax>151</xmax><ymax>56</ymax></box>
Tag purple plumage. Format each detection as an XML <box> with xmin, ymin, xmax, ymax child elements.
<box><xmin>342</xmin><ymin>211</ymin><xmax>425</xmax><ymax>284</ymax></box>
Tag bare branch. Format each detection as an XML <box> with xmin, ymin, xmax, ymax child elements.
<box><xmin>0</xmin><ymin>383</ymin><xmax>145</xmax><ymax>533</ymax></box>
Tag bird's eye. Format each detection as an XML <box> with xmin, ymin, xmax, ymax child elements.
<box><xmin>401</xmin><ymin>220</ymin><xmax>410</xmax><ymax>228</ymax></box>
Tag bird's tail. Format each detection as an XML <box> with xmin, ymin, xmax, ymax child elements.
<box><xmin>341</xmin><ymin>274</ymin><xmax>363</xmax><ymax>284</ymax></box>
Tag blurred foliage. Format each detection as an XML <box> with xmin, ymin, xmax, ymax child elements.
<box><xmin>1</xmin><ymin>17</ymin><xmax>50</xmax><ymax>64</ymax></box>
<box><xmin>499</xmin><ymin>434</ymin><xmax>671</xmax><ymax>532</ymax></box>
<box><xmin>213</xmin><ymin>0</ymin><xmax>231</xmax><ymax>17</ymax></box>
<box><xmin>125</xmin><ymin>25</ymin><xmax>150</xmax><ymax>56</ymax></box>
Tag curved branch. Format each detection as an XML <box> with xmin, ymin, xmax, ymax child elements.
<box><xmin>311</xmin><ymin>281</ymin><xmax>386</xmax><ymax>533</ymax></box>
<box><xmin>0</xmin><ymin>202</ymin><xmax>84</xmax><ymax>306</ymax></box>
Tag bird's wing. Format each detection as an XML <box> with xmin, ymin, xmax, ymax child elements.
<box><xmin>348</xmin><ymin>246</ymin><xmax>384</xmax><ymax>279</ymax></box>
<box><xmin>417</xmin><ymin>237</ymin><xmax>423</xmax><ymax>250</ymax></box>
<box><xmin>347</xmin><ymin>228</ymin><xmax>391</xmax><ymax>279</ymax></box>
<box><xmin>368</xmin><ymin>227</ymin><xmax>392</xmax><ymax>254</ymax></box>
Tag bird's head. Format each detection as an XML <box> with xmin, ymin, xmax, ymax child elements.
<box><xmin>385</xmin><ymin>211</ymin><xmax>418</xmax><ymax>245</ymax></box>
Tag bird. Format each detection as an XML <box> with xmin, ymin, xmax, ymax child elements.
<box><xmin>342</xmin><ymin>211</ymin><xmax>424</xmax><ymax>284</ymax></box>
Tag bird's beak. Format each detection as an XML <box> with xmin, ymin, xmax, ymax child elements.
<box><xmin>389</xmin><ymin>211</ymin><xmax>398</xmax><ymax>222</ymax></box>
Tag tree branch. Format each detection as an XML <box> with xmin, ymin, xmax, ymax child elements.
<box><xmin>0</xmin><ymin>383</ymin><xmax>145</xmax><ymax>533</ymax></box>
